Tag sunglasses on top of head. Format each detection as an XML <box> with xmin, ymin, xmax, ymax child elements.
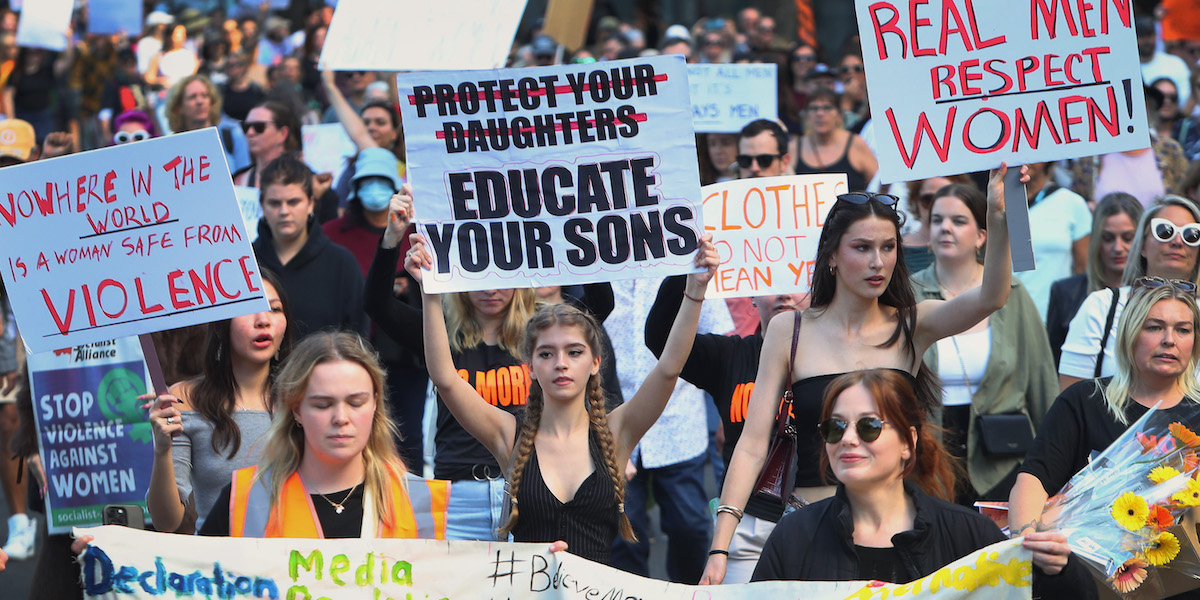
<box><xmin>818</xmin><ymin>416</ymin><xmax>889</xmax><ymax>444</ymax></box>
<box><xmin>1150</xmin><ymin>217</ymin><xmax>1200</xmax><ymax>247</ymax></box>
<box><xmin>837</xmin><ymin>192</ymin><xmax>899</xmax><ymax>210</ymax></box>
<box><xmin>1134</xmin><ymin>276</ymin><xmax>1198</xmax><ymax>294</ymax></box>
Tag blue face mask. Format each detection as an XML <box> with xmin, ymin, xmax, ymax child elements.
<box><xmin>357</xmin><ymin>178</ymin><xmax>395</xmax><ymax>212</ymax></box>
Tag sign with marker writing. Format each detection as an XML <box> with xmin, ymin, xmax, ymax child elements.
<box><xmin>0</xmin><ymin>128</ymin><xmax>270</xmax><ymax>354</ymax></box>
<box><xmin>703</xmin><ymin>174</ymin><xmax>846</xmax><ymax>298</ymax></box>
<box><xmin>398</xmin><ymin>55</ymin><xmax>704</xmax><ymax>293</ymax></box>
<box><xmin>855</xmin><ymin>0</ymin><xmax>1149</xmax><ymax>183</ymax></box>
<box><xmin>688</xmin><ymin>63</ymin><xmax>779</xmax><ymax>133</ymax></box>
<box><xmin>30</xmin><ymin>338</ymin><xmax>152</xmax><ymax>534</ymax></box>
<box><xmin>301</xmin><ymin>123</ymin><xmax>357</xmax><ymax>177</ymax></box>
<box><xmin>78</xmin><ymin>526</ymin><xmax>1033</xmax><ymax>599</ymax></box>
<box><xmin>320</xmin><ymin>0</ymin><xmax>527</xmax><ymax>71</ymax></box>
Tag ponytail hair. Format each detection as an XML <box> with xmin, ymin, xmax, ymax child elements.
<box><xmin>818</xmin><ymin>369</ymin><xmax>959</xmax><ymax>501</ymax></box>
<box><xmin>498</xmin><ymin>303</ymin><xmax>635</xmax><ymax>541</ymax></box>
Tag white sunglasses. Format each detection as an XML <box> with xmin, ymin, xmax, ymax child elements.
<box><xmin>113</xmin><ymin>130</ymin><xmax>150</xmax><ymax>144</ymax></box>
<box><xmin>1151</xmin><ymin>217</ymin><xmax>1200</xmax><ymax>247</ymax></box>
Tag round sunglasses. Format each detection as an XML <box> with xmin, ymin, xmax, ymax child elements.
<box><xmin>818</xmin><ymin>416</ymin><xmax>889</xmax><ymax>444</ymax></box>
<box><xmin>113</xmin><ymin>130</ymin><xmax>150</xmax><ymax>144</ymax></box>
<box><xmin>1150</xmin><ymin>218</ymin><xmax>1200</xmax><ymax>247</ymax></box>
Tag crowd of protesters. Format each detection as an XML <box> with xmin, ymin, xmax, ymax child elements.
<box><xmin>0</xmin><ymin>1</ymin><xmax>1199</xmax><ymax>598</ymax></box>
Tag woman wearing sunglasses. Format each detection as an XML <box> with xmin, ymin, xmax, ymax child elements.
<box><xmin>703</xmin><ymin>166</ymin><xmax>1018</xmax><ymax>584</ymax></box>
<box><xmin>753</xmin><ymin>369</ymin><xmax>1094</xmax><ymax>596</ymax></box>
<box><xmin>1059</xmin><ymin>196</ymin><xmax>1200</xmax><ymax>389</ymax></box>
<box><xmin>233</xmin><ymin>101</ymin><xmax>302</xmax><ymax>189</ymax></box>
<box><xmin>1011</xmin><ymin>280</ymin><xmax>1200</xmax><ymax>596</ymax></box>
<box><xmin>793</xmin><ymin>88</ymin><xmax>876</xmax><ymax>193</ymax></box>
<box><xmin>109</xmin><ymin>110</ymin><xmax>158</xmax><ymax>146</ymax></box>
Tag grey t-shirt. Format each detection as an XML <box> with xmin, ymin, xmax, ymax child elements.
<box><xmin>172</xmin><ymin>410</ymin><xmax>272</xmax><ymax>531</ymax></box>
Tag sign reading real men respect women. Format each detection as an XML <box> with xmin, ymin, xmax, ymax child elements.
<box><xmin>855</xmin><ymin>0</ymin><xmax>1149</xmax><ymax>183</ymax></box>
<box><xmin>0</xmin><ymin>128</ymin><xmax>269</xmax><ymax>354</ymax></box>
<box><xmin>397</xmin><ymin>55</ymin><xmax>705</xmax><ymax>294</ymax></box>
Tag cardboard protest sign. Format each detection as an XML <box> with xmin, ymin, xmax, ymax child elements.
<box><xmin>79</xmin><ymin>526</ymin><xmax>1033</xmax><ymax>599</ymax></box>
<box><xmin>15</xmin><ymin>0</ymin><xmax>72</xmax><ymax>51</ymax></box>
<box><xmin>301</xmin><ymin>123</ymin><xmax>357</xmax><ymax>177</ymax></box>
<box><xmin>0</xmin><ymin>128</ymin><xmax>270</xmax><ymax>354</ymax></box>
<box><xmin>320</xmin><ymin>0</ymin><xmax>527</xmax><ymax>71</ymax></box>
<box><xmin>855</xmin><ymin>0</ymin><xmax>1149</xmax><ymax>183</ymax></box>
<box><xmin>87</xmin><ymin>0</ymin><xmax>143</xmax><ymax>36</ymax></box>
<box><xmin>688</xmin><ymin>63</ymin><xmax>779</xmax><ymax>133</ymax></box>
<box><xmin>397</xmin><ymin>55</ymin><xmax>704</xmax><ymax>293</ymax></box>
<box><xmin>29</xmin><ymin>338</ymin><xmax>151</xmax><ymax>534</ymax></box>
<box><xmin>543</xmin><ymin>0</ymin><xmax>595</xmax><ymax>52</ymax></box>
<box><xmin>703</xmin><ymin>174</ymin><xmax>846</xmax><ymax>299</ymax></box>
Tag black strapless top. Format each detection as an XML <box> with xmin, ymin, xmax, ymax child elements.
<box><xmin>790</xmin><ymin>369</ymin><xmax>918</xmax><ymax>487</ymax></box>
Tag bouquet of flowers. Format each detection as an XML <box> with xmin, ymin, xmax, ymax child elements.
<box><xmin>1043</xmin><ymin>404</ymin><xmax>1200</xmax><ymax>597</ymax></box>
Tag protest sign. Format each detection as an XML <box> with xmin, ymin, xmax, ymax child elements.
<box><xmin>855</xmin><ymin>0</ymin><xmax>1149</xmax><ymax>183</ymax></box>
<box><xmin>87</xmin><ymin>0</ymin><xmax>143</xmax><ymax>36</ymax></box>
<box><xmin>30</xmin><ymin>338</ymin><xmax>151</xmax><ymax>534</ymax></box>
<box><xmin>301</xmin><ymin>123</ymin><xmax>357</xmax><ymax>177</ymax></box>
<box><xmin>702</xmin><ymin>174</ymin><xmax>845</xmax><ymax>299</ymax></box>
<box><xmin>234</xmin><ymin>185</ymin><xmax>262</xmax><ymax>243</ymax></box>
<box><xmin>79</xmin><ymin>526</ymin><xmax>1033</xmax><ymax>599</ymax></box>
<box><xmin>320</xmin><ymin>0</ymin><xmax>527</xmax><ymax>71</ymax></box>
<box><xmin>397</xmin><ymin>55</ymin><xmax>704</xmax><ymax>293</ymax></box>
<box><xmin>15</xmin><ymin>0</ymin><xmax>72</xmax><ymax>51</ymax></box>
<box><xmin>543</xmin><ymin>0</ymin><xmax>595</xmax><ymax>52</ymax></box>
<box><xmin>688</xmin><ymin>63</ymin><xmax>779</xmax><ymax>133</ymax></box>
<box><xmin>0</xmin><ymin>128</ymin><xmax>270</xmax><ymax>354</ymax></box>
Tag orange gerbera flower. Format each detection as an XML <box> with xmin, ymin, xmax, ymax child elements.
<box><xmin>1185</xmin><ymin>452</ymin><xmax>1200</xmax><ymax>474</ymax></box>
<box><xmin>1147</xmin><ymin>504</ymin><xmax>1175</xmax><ymax>529</ymax></box>
<box><xmin>1170</xmin><ymin>423</ymin><xmax>1200</xmax><ymax>448</ymax></box>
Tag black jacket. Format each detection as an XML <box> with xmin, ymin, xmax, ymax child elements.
<box><xmin>1045</xmin><ymin>274</ymin><xmax>1091</xmax><ymax>368</ymax></box>
<box><xmin>252</xmin><ymin>216</ymin><xmax>366</xmax><ymax>338</ymax></box>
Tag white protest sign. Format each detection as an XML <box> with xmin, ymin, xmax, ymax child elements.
<box><xmin>688</xmin><ymin>63</ymin><xmax>779</xmax><ymax>133</ymax></box>
<box><xmin>78</xmin><ymin>526</ymin><xmax>1034</xmax><ymax>599</ymax></box>
<box><xmin>855</xmin><ymin>0</ymin><xmax>1148</xmax><ymax>183</ymax></box>
<box><xmin>301</xmin><ymin>123</ymin><xmax>357</xmax><ymax>177</ymax></box>
<box><xmin>320</xmin><ymin>0</ymin><xmax>527</xmax><ymax>71</ymax></box>
<box><xmin>15</xmin><ymin>0</ymin><xmax>72</xmax><ymax>51</ymax></box>
<box><xmin>233</xmin><ymin>185</ymin><xmax>262</xmax><ymax>243</ymax></box>
<box><xmin>0</xmin><ymin>128</ymin><xmax>270</xmax><ymax>354</ymax></box>
<box><xmin>29</xmin><ymin>337</ymin><xmax>152</xmax><ymax>534</ymax></box>
<box><xmin>88</xmin><ymin>0</ymin><xmax>143</xmax><ymax>36</ymax></box>
<box><xmin>398</xmin><ymin>55</ymin><xmax>704</xmax><ymax>293</ymax></box>
<box><xmin>703</xmin><ymin>174</ymin><xmax>846</xmax><ymax>299</ymax></box>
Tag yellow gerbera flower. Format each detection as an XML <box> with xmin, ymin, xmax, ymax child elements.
<box><xmin>1172</xmin><ymin>479</ymin><xmax>1200</xmax><ymax>507</ymax></box>
<box><xmin>1146</xmin><ymin>531</ymin><xmax>1182</xmax><ymax>566</ymax></box>
<box><xmin>1150</xmin><ymin>466</ymin><xmax>1182</xmax><ymax>484</ymax></box>
<box><xmin>1113</xmin><ymin>492</ymin><xmax>1150</xmax><ymax>530</ymax></box>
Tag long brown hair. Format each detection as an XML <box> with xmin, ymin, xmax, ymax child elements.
<box><xmin>498</xmin><ymin>303</ymin><xmax>635</xmax><ymax>541</ymax></box>
<box><xmin>818</xmin><ymin>369</ymin><xmax>958</xmax><ymax>501</ymax></box>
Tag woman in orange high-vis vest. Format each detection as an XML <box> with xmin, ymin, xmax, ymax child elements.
<box><xmin>198</xmin><ymin>331</ymin><xmax>449</xmax><ymax>538</ymax></box>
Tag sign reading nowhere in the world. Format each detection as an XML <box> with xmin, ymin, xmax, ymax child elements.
<box><xmin>855</xmin><ymin>0</ymin><xmax>1148</xmax><ymax>183</ymax></box>
<box><xmin>397</xmin><ymin>55</ymin><xmax>705</xmax><ymax>293</ymax></box>
<box><xmin>78</xmin><ymin>525</ymin><xmax>1033</xmax><ymax>600</ymax></box>
<box><xmin>0</xmin><ymin>128</ymin><xmax>269</xmax><ymax>354</ymax></box>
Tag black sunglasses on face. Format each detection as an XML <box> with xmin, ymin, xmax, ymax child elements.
<box><xmin>736</xmin><ymin>154</ymin><xmax>782</xmax><ymax>169</ymax></box>
<box><xmin>818</xmin><ymin>416</ymin><xmax>889</xmax><ymax>444</ymax></box>
<box><xmin>837</xmin><ymin>192</ymin><xmax>899</xmax><ymax>209</ymax></box>
<box><xmin>241</xmin><ymin>121</ymin><xmax>272</xmax><ymax>134</ymax></box>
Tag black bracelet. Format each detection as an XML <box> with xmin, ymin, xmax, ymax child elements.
<box><xmin>708</xmin><ymin>549</ymin><xmax>729</xmax><ymax>557</ymax></box>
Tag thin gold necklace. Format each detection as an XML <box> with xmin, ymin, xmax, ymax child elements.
<box><xmin>318</xmin><ymin>482</ymin><xmax>359</xmax><ymax>515</ymax></box>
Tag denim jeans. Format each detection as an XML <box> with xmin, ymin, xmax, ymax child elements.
<box><xmin>445</xmin><ymin>478</ymin><xmax>506</xmax><ymax>541</ymax></box>
<box><xmin>610</xmin><ymin>452</ymin><xmax>712</xmax><ymax>583</ymax></box>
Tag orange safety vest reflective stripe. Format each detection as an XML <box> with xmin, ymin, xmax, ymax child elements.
<box><xmin>228</xmin><ymin>466</ymin><xmax>450</xmax><ymax>539</ymax></box>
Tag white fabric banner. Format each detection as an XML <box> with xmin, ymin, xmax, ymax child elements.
<box><xmin>78</xmin><ymin>526</ymin><xmax>1033</xmax><ymax>600</ymax></box>
<box><xmin>397</xmin><ymin>55</ymin><xmax>705</xmax><ymax>293</ymax></box>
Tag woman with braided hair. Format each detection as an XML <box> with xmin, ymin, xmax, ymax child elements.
<box><xmin>405</xmin><ymin>225</ymin><xmax>718</xmax><ymax>563</ymax></box>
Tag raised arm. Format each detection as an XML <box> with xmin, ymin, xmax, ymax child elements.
<box><xmin>406</xmin><ymin>227</ymin><xmax>518</xmax><ymax>465</ymax></box>
<box><xmin>144</xmin><ymin>384</ymin><xmax>190</xmax><ymax>533</ymax></box>
<box><xmin>913</xmin><ymin>164</ymin><xmax>1017</xmax><ymax>352</ymax></box>
<box><xmin>607</xmin><ymin>236</ymin><xmax>717</xmax><ymax>454</ymax></box>
<box><xmin>363</xmin><ymin>190</ymin><xmax>425</xmax><ymax>356</ymax></box>
<box><xmin>701</xmin><ymin>309</ymin><xmax>795</xmax><ymax>584</ymax></box>
<box><xmin>320</xmin><ymin>68</ymin><xmax>378</xmax><ymax>151</ymax></box>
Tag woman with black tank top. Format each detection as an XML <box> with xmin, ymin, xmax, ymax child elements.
<box><xmin>702</xmin><ymin>166</ymin><xmax>1021</xmax><ymax>584</ymax></box>
<box><xmin>793</xmin><ymin>88</ymin><xmax>876</xmax><ymax>192</ymax></box>
<box><xmin>404</xmin><ymin>203</ymin><xmax>718</xmax><ymax>564</ymax></box>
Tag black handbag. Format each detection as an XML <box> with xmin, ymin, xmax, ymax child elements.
<box><xmin>976</xmin><ymin>413</ymin><xmax>1035</xmax><ymax>456</ymax></box>
<box><xmin>752</xmin><ymin>312</ymin><xmax>801</xmax><ymax>504</ymax></box>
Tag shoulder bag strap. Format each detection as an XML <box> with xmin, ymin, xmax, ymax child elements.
<box><xmin>1094</xmin><ymin>287</ymin><xmax>1120</xmax><ymax>378</ymax></box>
<box><xmin>772</xmin><ymin>312</ymin><xmax>802</xmax><ymax>435</ymax></box>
